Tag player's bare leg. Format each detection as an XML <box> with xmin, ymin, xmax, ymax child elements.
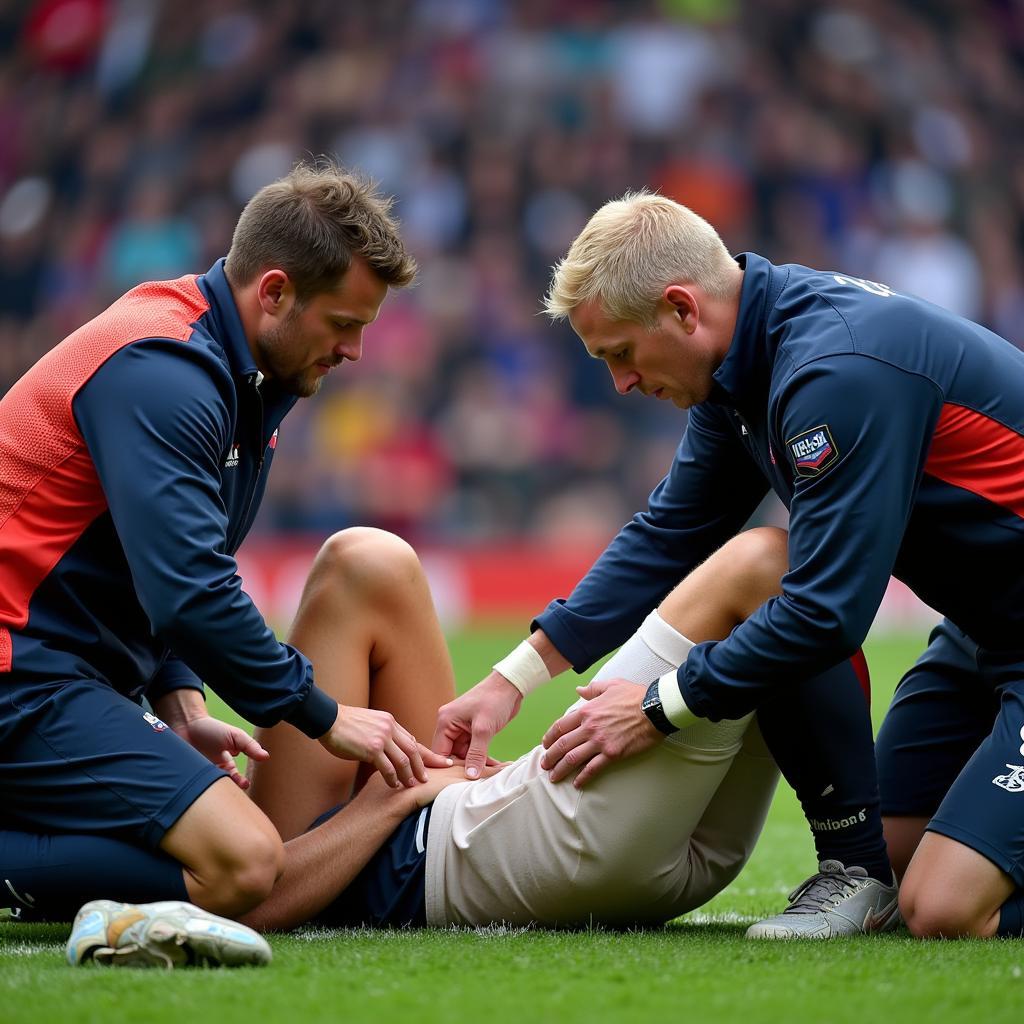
<box><xmin>660</xmin><ymin>525</ymin><xmax>789</xmax><ymax>637</ymax></box>
<box><xmin>249</xmin><ymin>528</ymin><xmax>456</xmax><ymax>841</ymax></box>
<box><xmin>160</xmin><ymin>777</ymin><xmax>284</xmax><ymax>916</ymax></box>
<box><xmin>899</xmin><ymin>832</ymin><xmax>1014</xmax><ymax>937</ymax></box>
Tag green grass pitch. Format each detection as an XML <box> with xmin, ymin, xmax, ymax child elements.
<box><xmin>4</xmin><ymin>628</ymin><xmax>1024</xmax><ymax>1024</ymax></box>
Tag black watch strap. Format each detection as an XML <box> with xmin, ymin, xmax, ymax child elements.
<box><xmin>642</xmin><ymin>678</ymin><xmax>679</xmax><ymax>736</ymax></box>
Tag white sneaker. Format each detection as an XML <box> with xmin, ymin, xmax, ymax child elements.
<box><xmin>66</xmin><ymin>899</ymin><xmax>272</xmax><ymax>968</ymax></box>
<box><xmin>745</xmin><ymin>860</ymin><xmax>900</xmax><ymax>939</ymax></box>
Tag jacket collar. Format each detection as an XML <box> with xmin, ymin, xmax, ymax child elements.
<box><xmin>196</xmin><ymin>258</ymin><xmax>299</xmax><ymax>427</ymax></box>
<box><xmin>196</xmin><ymin>258</ymin><xmax>259</xmax><ymax>379</ymax></box>
<box><xmin>707</xmin><ymin>252</ymin><xmax>788</xmax><ymax>412</ymax></box>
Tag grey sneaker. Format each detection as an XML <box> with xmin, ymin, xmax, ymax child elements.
<box><xmin>66</xmin><ymin>899</ymin><xmax>272</xmax><ymax>968</ymax></box>
<box><xmin>745</xmin><ymin>860</ymin><xmax>899</xmax><ymax>939</ymax></box>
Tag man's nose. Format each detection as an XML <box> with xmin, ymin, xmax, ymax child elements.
<box><xmin>336</xmin><ymin>332</ymin><xmax>363</xmax><ymax>362</ymax></box>
<box><xmin>612</xmin><ymin>367</ymin><xmax>639</xmax><ymax>395</ymax></box>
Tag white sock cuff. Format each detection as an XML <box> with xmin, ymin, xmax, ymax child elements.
<box><xmin>657</xmin><ymin>669</ymin><xmax>699</xmax><ymax>729</ymax></box>
<box><xmin>638</xmin><ymin>609</ymin><xmax>695</xmax><ymax>668</ymax></box>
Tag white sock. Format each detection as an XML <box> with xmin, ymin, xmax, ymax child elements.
<box><xmin>592</xmin><ymin>609</ymin><xmax>693</xmax><ymax>686</ymax></box>
<box><xmin>592</xmin><ymin>609</ymin><xmax>750</xmax><ymax>751</ymax></box>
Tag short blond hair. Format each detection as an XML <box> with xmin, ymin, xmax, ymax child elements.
<box><xmin>544</xmin><ymin>191</ymin><xmax>737</xmax><ymax>329</ymax></box>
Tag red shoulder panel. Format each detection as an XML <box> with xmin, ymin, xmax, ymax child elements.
<box><xmin>925</xmin><ymin>403</ymin><xmax>1024</xmax><ymax>518</ymax></box>
<box><xmin>0</xmin><ymin>276</ymin><xmax>210</xmax><ymax>668</ymax></box>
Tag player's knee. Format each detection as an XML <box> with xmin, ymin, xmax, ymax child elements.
<box><xmin>729</xmin><ymin>527</ymin><xmax>787</xmax><ymax>579</ymax></box>
<box><xmin>315</xmin><ymin>527</ymin><xmax>422</xmax><ymax>604</ymax></box>
<box><xmin>214</xmin><ymin>829</ymin><xmax>284</xmax><ymax>914</ymax></box>
<box><xmin>900</xmin><ymin>883</ymin><xmax>986</xmax><ymax>939</ymax></box>
<box><xmin>716</xmin><ymin>527</ymin><xmax>787</xmax><ymax>612</ymax></box>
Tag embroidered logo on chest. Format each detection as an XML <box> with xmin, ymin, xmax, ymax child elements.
<box><xmin>786</xmin><ymin>424</ymin><xmax>838</xmax><ymax>478</ymax></box>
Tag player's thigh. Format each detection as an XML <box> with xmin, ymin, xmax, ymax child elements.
<box><xmin>0</xmin><ymin>678</ymin><xmax>225</xmax><ymax>849</ymax></box>
<box><xmin>876</xmin><ymin>621</ymin><xmax>997</xmax><ymax>819</ymax></box>
<box><xmin>570</xmin><ymin>715</ymin><xmax>754</xmax><ymax>882</ymax></box>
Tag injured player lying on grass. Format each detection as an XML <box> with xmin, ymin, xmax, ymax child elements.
<box><xmin>62</xmin><ymin>526</ymin><xmax>897</xmax><ymax>965</ymax></box>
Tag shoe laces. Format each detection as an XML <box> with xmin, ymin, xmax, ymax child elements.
<box><xmin>783</xmin><ymin>860</ymin><xmax>865</xmax><ymax>915</ymax></box>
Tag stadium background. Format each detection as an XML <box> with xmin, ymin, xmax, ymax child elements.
<box><xmin>2</xmin><ymin>0</ymin><xmax>1016</xmax><ymax>631</ymax></box>
<box><xmin>4</xmin><ymin>3</ymin><xmax>1024</xmax><ymax>1015</ymax></box>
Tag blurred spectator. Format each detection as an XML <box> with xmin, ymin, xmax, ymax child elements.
<box><xmin>3</xmin><ymin>0</ymin><xmax>1024</xmax><ymax>542</ymax></box>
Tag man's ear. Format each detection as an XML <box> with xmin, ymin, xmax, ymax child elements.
<box><xmin>256</xmin><ymin>270</ymin><xmax>293</xmax><ymax>317</ymax></box>
<box><xmin>663</xmin><ymin>284</ymin><xmax>699</xmax><ymax>334</ymax></box>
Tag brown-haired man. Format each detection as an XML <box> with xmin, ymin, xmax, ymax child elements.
<box><xmin>0</xmin><ymin>161</ymin><xmax>454</xmax><ymax>955</ymax></box>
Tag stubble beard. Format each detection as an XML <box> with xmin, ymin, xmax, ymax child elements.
<box><xmin>254</xmin><ymin>316</ymin><xmax>322</xmax><ymax>398</ymax></box>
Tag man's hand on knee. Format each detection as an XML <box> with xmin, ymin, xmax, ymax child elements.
<box><xmin>319</xmin><ymin>704</ymin><xmax>452</xmax><ymax>789</ymax></box>
<box><xmin>540</xmin><ymin>679</ymin><xmax>661</xmax><ymax>788</ymax></box>
<box><xmin>432</xmin><ymin>672</ymin><xmax>523</xmax><ymax>780</ymax></box>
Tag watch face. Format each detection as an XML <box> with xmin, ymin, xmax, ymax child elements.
<box><xmin>641</xmin><ymin>679</ymin><xmax>677</xmax><ymax>735</ymax></box>
<box><xmin>641</xmin><ymin>679</ymin><xmax>662</xmax><ymax>713</ymax></box>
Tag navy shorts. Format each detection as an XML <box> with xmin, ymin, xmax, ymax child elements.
<box><xmin>0</xmin><ymin>677</ymin><xmax>226</xmax><ymax>848</ymax></box>
<box><xmin>307</xmin><ymin>801</ymin><xmax>431</xmax><ymax>928</ymax></box>
<box><xmin>876</xmin><ymin>619</ymin><xmax>1024</xmax><ymax>885</ymax></box>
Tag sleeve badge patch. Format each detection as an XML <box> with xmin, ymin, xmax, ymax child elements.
<box><xmin>786</xmin><ymin>424</ymin><xmax>839</xmax><ymax>478</ymax></box>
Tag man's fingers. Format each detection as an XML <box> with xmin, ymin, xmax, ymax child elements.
<box><xmin>431</xmin><ymin>717</ymin><xmax>456</xmax><ymax>757</ymax></box>
<box><xmin>419</xmin><ymin>742</ymin><xmax>455</xmax><ymax>769</ymax></box>
<box><xmin>576</xmin><ymin>678</ymin><xmax>611</xmax><ymax>700</ymax></box>
<box><xmin>547</xmin><ymin>739</ymin><xmax>602</xmax><ymax>783</ymax></box>
<box><xmin>384</xmin><ymin>737</ymin><xmax>417</xmax><ymax>787</ymax></box>
<box><xmin>573</xmin><ymin>752</ymin><xmax>611</xmax><ymax>789</ymax></box>
<box><xmin>542</xmin><ymin>709</ymin><xmax>582</xmax><ymax>750</ymax></box>
<box><xmin>374</xmin><ymin>749</ymin><xmax>401</xmax><ymax>789</ymax></box>
<box><xmin>218</xmin><ymin>752</ymin><xmax>248</xmax><ymax>790</ymax></box>
<box><xmin>234</xmin><ymin>730</ymin><xmax>270</xmax><ymax>762</ymax></box>
<box><xmin>397</xmin><ymin>729</ymin><xmax>428</xmax><ymax>783</ymax></box>
<box><xmin>465</xmin><ymin>731</ymin><xmax>492</xmax><ymax>780</ymax></box>
<box><xmin>540</xmin><ymin>724</ymin><xmax>590</xmax><ymax>772</ymax></box>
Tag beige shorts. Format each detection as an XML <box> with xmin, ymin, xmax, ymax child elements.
<box><xmin>425</xmin><ymin>711</ymin><xmax>778</xmax><ymax>927</ymax></box>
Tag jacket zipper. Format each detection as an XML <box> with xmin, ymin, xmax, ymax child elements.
<box><xmin>227</xmin><ymin>373</ymin><xmax>266</xmax><ymax>552</ymax></box>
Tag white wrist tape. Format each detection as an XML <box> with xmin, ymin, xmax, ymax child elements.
<box><xmin>493</xmin><ymin>640</ymin><xmax>551</xmax><ymax>697</ymax></box>
<box><xmin>657</xmin><ymin>670</ymin><xmax>700</xmax><ymax>730</ymax></box>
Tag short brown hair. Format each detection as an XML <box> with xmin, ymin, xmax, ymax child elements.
<box><xmin>225</xmin><ymin>160</ymin><xmax>417</xmax><ymax>302</ymax></box>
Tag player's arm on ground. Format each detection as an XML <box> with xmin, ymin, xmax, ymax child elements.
<box><xmin>73</xmin><ymin>340</ymin><xmax>435</xmax><ymax>787</ymax></box>
<box><xmin>240</xmin><ymin>766</ymin><xmax>486</xmax><ymax>931</ymax></box>
<box><xmin>676</xmin><ymin>354</ymin><xmax>942</xmax><ymax>724</ymax></box>
<box><xmin>434</xmin><ymin>404</ymin><xmax>769</xmax><ymax>775</ymax></box>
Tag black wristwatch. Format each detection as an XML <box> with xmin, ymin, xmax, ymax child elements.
<box><xmin>642</xmin><ymin>678</ymin><xmax>679</xmax><ymax>736</ymax></box>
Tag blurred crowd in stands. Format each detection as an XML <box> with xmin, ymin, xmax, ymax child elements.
<box><xmin>2</xmin><ymin>0</ymin><xmax>1023</xmax><ymax>543</ymax></box>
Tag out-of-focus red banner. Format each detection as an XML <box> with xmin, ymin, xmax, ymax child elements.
<box><xmin>236</xmin><ymin>535</ymin><xmax>940</xmax><ymax>633</ymax></box>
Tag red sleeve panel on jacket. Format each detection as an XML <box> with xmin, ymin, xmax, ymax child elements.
<box><xmin>0</xmin><ymin>276</ymin><xmax>209</xmax><ymax>670</ymax></box>
<box><xmin>925</xmin><ymin>403</ymin><xmax>1024</xmax><ymax>517</ymax></box>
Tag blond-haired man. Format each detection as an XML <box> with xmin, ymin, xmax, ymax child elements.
<box><xmin>437</xmin><ymin>191</ymin><xmax>1024</xmax><ymax>941</ymax></box>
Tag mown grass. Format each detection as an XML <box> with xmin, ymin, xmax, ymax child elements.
<box><xmin>6</xmin><ymin>628</ymin><xmax>1023</xmax><ymax>1024</ymax></box>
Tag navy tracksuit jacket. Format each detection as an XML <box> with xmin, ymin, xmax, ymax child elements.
<box><xmin>0</xmin><ymin>259</ymin><xmax>337</xmax><ymax>738</ymax></box>
<box><xmin>535</xmin><ymin>253</ymin><xmax>1024</xmax><ymax>719</ymax></box>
